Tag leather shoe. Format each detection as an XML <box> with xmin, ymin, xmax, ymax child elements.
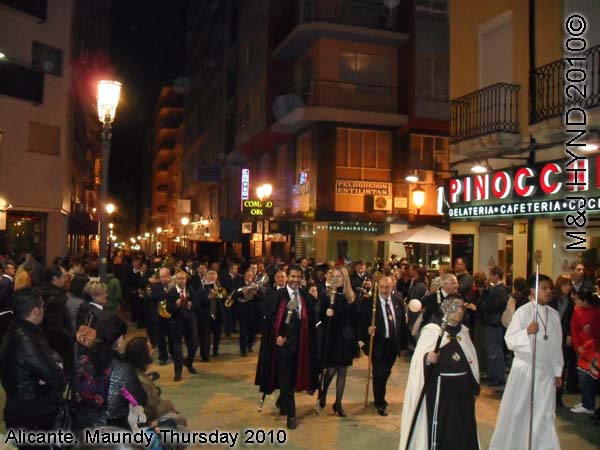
<box><xmin>377</xmin><ymin>408</ymin><xmax>388</xmax><ymax>417</ymax></box>
<box><xmin>174</xmin><ymin>375</ymin><xmax>182</xmax><ymax>382</ymax></box>
<box><xmin>159</xmin><ymin>359</ymin><xmax>168</xmax><ymax>366</ymax></box>
<box><xmin>318</xmin><ymin>390</ymin><xmax>326</xmax><ymax>409</ymax></box>
<box><xmin>185</xmin><ymin>364</ymin><xmax>197</xmax><ymax>374</ymax></box>
<box><xmin>286</xmin><ymin>416</ymin><xmax>297</xmax><ymax>430</ymax></box>
<box><xmin>333</xmin><ymin>403</ymin><xmax>347</xmax><ymax>417</ymax></box>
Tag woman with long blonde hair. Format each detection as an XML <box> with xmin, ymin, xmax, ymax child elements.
<box><xmin>317</xmin><ymin>265</ymin><xmax>358</xmax><ymax>416</ymax></box>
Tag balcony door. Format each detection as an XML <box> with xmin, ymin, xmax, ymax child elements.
<box><xmin>479</xmin><ymin>11</ymin><xmax>513</xmax><ymax>88</ymax></box>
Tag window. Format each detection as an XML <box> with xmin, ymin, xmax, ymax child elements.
<box><xmin>336</xmin><ymin>128</ymin><xmax>390</xmax><ymax>181</ymax></box>
<box><xmin>28</xmin><ymin>121</ymin><xmax>60</xmax><ymax>155</ymax></box>
<box><xmin>296</xmin><ymin>133</ymin><xmax>311</xmax><ymax>173</ymax></box>
<box><xmin>32</xmin><ymin>41</ymin><xmax>63</xmax><ymax>76</ymax></box>
<box><xmin>339</xmin><ymin>51</ymin><xmax>391</xmax><ymax>87</ymax></box>
<box><xmin>409</xmin><ymin>134</ymin><xmax>448</xmax><ymax>170</ymax></box>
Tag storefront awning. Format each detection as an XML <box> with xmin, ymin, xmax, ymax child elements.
<box><xmin>376</xmin><ymin>225</ymin><xmax>450</xmax><ymax>245</ymax></box>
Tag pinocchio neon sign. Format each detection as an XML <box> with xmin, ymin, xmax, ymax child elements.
<box><xmin>448</xmin><ymin>159</ymin><xmax>590</xmax><ymax>204</ymax></box>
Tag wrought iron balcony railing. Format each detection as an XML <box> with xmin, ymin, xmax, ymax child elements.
<box><xmin>275</xmin><ymin>79</ymin><xmax>404</xmax><ymax>118</ymax></box>
<box><xmin>450</xmin><ymin>83</ymin><xmax>520</xmax><ymax>144</ymax></box>
<box><xmin>531</xmin><ymin>44</ymin><xmax>600</xmax><ymax>124</ymax></box>
<box><xmin>297</xmin><ymin>0</ymin><xmax>401</xmax><ymax>31</ymax></box>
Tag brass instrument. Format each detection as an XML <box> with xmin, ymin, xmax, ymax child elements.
<box><xmin>365</xmin><ymin>271</ymin><xmax>382</xmax><ymax>407</ymax></box>
<box><xmin>207</xmin><ymin>282</ymin><xmax>227</xmax><ymax>319</ymax></box>
<box><xmin>227</xmin><ymin>273</ymin><xmax>269</xmax><ymax>307</ymax></box>
<box><xmin>356</xmin><ymin>275</ymin><xmax>374</xmax><ymax>298</ymax></box>
<box><xmin>158</xmin><ymin>299</ymin><xmax>171</xmax><ymax>319</ymax></box>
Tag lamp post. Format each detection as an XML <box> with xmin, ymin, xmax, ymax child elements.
<box><xmin>256</xmin><ymin>183</ymin><xmax>272</xmax><ymax>259</ymax></box>
<box><xmin>180</xmin><ymin>217</ymin><xmax>190</xmax><ymax>257</ymax></box>
<box><xmin>97</xmin><ymin>81</ymin><xmax>122</xmax><ymax>282</ymax></box>
<box><xmin>156</xmin><ymin>227</ymin><xmax>162</xmax><ymax>255</ymax></box>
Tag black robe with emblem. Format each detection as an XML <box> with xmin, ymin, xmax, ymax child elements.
<box><xmin>424</xmin><ymin>324</ymin><xmax>480</xmax><ymax>450</ymax></box>
<box><xmin>255</xmin><ymin>288</ymin><xmax>319</xmax><ymax>395</ymax></box>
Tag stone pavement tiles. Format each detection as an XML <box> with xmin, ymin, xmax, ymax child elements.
<box><xmin>151</xmin><ymin>334</ymin><xmax>599</xmax><ymax>450</ymax></box>
<box><xmin>0</xmin><ymin>327</ymin><xmax>597</xmax><ymax>449</ymax></box>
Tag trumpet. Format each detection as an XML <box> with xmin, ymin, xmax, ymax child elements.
<box><xmin>356</xmin><ymin>276</ymin><xmax>374</xmax><ymax>298</ymax></box>
<box><xmin>158</xmin><ymin>299</ymin><xmax>171</xmax><ymax>319</ymax></box>
<box><xmin>207</xmin><ymin>282</ymin><xmax>227</xmax><ymax>319</ymax></box>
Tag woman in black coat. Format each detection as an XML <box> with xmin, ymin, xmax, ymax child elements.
<box><xmin>72</xmin><ymin>313</ymin><xmax>147</xmax><ymax>431</ymax></box>
<box><xmin>317</xmin><ymin>266</ymin><xmax>358</xmax><ymax>416</ymax></box>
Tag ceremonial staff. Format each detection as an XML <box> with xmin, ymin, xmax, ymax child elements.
<box><xmin>528</xmin><ymin>250</ymin><xmax>542</xmax><ymax>450</ymax></box>
<box><xmin>316</xmin><ymin>281</ymin><xmax>338</xmax><ymax>414</ymax></box>
<box><xmin>364</xmin><ymin>274</ymin><xmax>380</xmax><ymax>407</ymax></box>
<box><xmin>258</xmin><ymin>294</ymin><xmax>299</xmax><ymax>412</ymax></box>
<box><xmin>403</xmin><ymin>300</ymin><xmax>452</xmax><ymax>450</ymax></box>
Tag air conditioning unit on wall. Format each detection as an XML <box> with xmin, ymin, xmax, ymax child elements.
<box><xmin>373</xmin><ymin>195</ymin><xmax>392</xmax><ymax>212</ymax></box>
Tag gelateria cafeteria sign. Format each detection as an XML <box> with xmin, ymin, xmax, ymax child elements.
<box><xmin>242</xmin><ymin>199</ymin><xmax>273</xmax><ymax>217</ymax></box>
<box><xmin>443</xmin><ymin>158</ymin><xmax>600</xmax><ymax>219</ymax></box>
<box><xmin>336</xmin><ymin>180</ymin><xmax>391</xmax><ymax>195</ymax></box>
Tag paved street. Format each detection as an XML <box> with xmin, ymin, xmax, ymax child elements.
<box><xmin>0</xmin><ymin>325</ymin><xmax>597</xmax><ymax>450</ymax></box>
<box><xmin>143</xmin><ymin>333</ymin><xmax>598</xmax><ymax>450</ymax></box>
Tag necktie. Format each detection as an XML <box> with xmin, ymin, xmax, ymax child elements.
<box><xmin>385</xmin><ymin>300</ymin><xmax>395</xmax><ymax>338</ymax></box>
<box><xmin>293</xmin><ymin>291</ymin><xmax>300</xmax><ymax>314</ymax></box>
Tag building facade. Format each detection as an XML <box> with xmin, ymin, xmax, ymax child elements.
<box><xmin>446</xmin><ymin>0</ymin><xmax>600</xmax><ymax>279</ymax></box>
<box><xmin>182</xmin><ymin>0</ymin><xmax>451</xmax><ymax>264</ymax></box>
<box><xmin>0</xmin><ymin>0</ymin><xmax>110</xmax><ymax>263</ymax></box>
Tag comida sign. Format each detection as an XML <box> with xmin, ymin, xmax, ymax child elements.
<box><xmin>242</xmin><ymin>199</ymin><xmax>273</xmax><ymax>217</ymax></box>
<box><xmin>441</xmin><ymin>158</ymin><xmax>599</xmax><ymax>219</ymax></box>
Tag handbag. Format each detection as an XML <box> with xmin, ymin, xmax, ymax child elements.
<box><xmin>76</xmin><ymin>313</ymin><xmax>97</xmax><ymax>348</ymax></box>
<box><xmin>54</xmin><ymin>383</ymin><xmax>72</xmax><ymax>434</ymax></box>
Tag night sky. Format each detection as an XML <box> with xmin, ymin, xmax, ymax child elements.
<box><xmin>107</xmin><ymin>0</ymin><xmax>188</xmax><ymax>236</ymax></box>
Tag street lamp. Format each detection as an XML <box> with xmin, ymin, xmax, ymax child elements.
<box><xmin>180</xmin><ymin>217</ymin><xmax>190</xmax><ymax>256</ymax></box>
<box><xmin>256</xmin><ymin>183</ymin><xmax>273</xmax><ymax>258</ymax></box>
<box><xmin>97</xmin><ymin>80</ymin><xmax>122</xmax><ymax>282</ymax></box>
<box><xmin>412</xmin><ymin>186</ymin><xmax>426</xmax><ymax>216</ymax></box>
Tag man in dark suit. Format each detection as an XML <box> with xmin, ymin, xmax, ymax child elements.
<box><xmin>174</xmin><ymin>270</ymin><xmax>197</xmax><ymax>375</ymax></box>
<box><xmin>0</xmin><ymin>260</ymin><xmax>16</xmax><ymax>342</ymax></box>
<box><xmin>483</xmin><ymin>265</ymin><xmax>508</xmax><ymax>386</ymax></box>
<box><xmin>232</xmin><ymin>269</ymin><xmax>261</xmax><ymax>356</ymax></box>
<box><xmin>0</xmin><ymin>260</ymin><xmax>15</xmax><ymax>310</ymax></box>
<box><xmin>255</xmin><ymin>265</ymin><xmax>318</xmax><ymax>430</ymax></box>
<box><xmin>421</xmin><ymin>273</ymin><xmax>458</xmax><ymax>327</ymax></box>
<box><xmin>126</xmin><ymin>258</ymin><xmax>144</xmax><ymax>327</ymax></box>
<box><xmin>222</xmin><ymin>263</ymin><xmax>242</xmax><ymax>336</ymax></box>
<box><xmin>350</xmin><ymin>260</ymin><xmax>372</xmax><ymax>299</ymax></box>
<box><xmin>149</xmin><ymin>268</ymin><xmax>182</xmax><ymax>381</ymax></box>
<box><xmin>360</xmin><ymin>275</ymin><xmax>408</xmax><ymax>416</ymax></box>
<box><xmin>195</xmin><ymin>269</ymin><xmax>225</xmax><ymax>361</ymax></box>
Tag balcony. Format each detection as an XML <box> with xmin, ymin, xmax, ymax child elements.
<box><xmin>273</xmin><ymin>0</ymin><xmax>408</xmax><ymax>61</ymax></box>
<box><xmin>271</xmin><ymin>79</ymin><xmax>408</xmax><ymax>134</ymax></box>
<box><xmin>450</xmin><ymin>83</ymin><xmax>521</xmax><ymax>156</ymax></box>
<box><xmin>530</xmin><ymin>44</ymin><xmax>600</xmax><ymax>142</ymax></box>
<box><xmin>0</xmin><ymin>59</ymin><xmax>44</xmax><ymax>104</ymax></box>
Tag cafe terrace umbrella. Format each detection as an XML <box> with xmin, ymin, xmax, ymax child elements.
<box><xmin>376</xmin><ymin>225</ymin><xmax>450</xmax><ymax>245</ymax></box>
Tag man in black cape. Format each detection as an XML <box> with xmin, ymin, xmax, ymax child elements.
<box><xmin>255</xmin><ymin>265</ymin><xmax>318</xmax><ymax>430</ymax></box>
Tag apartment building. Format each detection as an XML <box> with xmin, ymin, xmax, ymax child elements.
<box><xmin>446</xmin><ymin>0</ymin><xmax>600</xmax><ymax>279</ymax></box>
<box><xmin>0</xmin><ymin>0</ymin><xmax>109</xmax><ymax>262</ymax></box>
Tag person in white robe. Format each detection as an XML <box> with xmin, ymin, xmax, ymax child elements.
<box><xmin>489</xmin><ymin>274</ymin><xmax>563</xmax><ymax>450</ymax></box>
<box><xmin>399</xmin><ymin>295</ymin><xmax>480</xmax><ymax>450</ymax></box>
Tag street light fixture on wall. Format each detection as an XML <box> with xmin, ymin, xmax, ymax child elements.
<box><xmin>97</xmin><ymin>80</ymin><xmax>122</xmax><ymax>282</ymax></box>
<box><xmin>412</xmin><ymin>186</ymin><xmax>425</xmax><ymax>216</ymax></box>
<box><xmin>256</xmin><ymin>183</ymin><xmax>272</xmax><ymax>259</ymax></box>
